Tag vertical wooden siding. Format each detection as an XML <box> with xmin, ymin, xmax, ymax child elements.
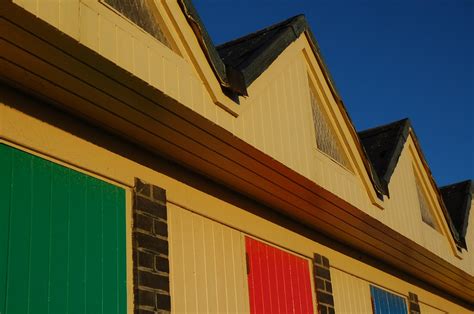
<box><xmin>11</xmin><ymin>0</ymin><xmax>471</xmax><ymax>273</ymax></box>
<box><xmin>168</xmin><ymin>203</ymin><xmax>250</xmax><ymax>313</ymax></box>
<box><xmin>419</xmin><ymin>302</ymin><xmax>448</xmax><ymax>314</ymax></box>
<box><xmin>235</xmin><ymin>57</ymin><xmax>314</xmax><ymax>179</ymax></box>
<box><xmin>234</xmin><ymin>52</ymin><xmax>369</xmax><ymax>214</ymax></box>
<box><xmin>11</xmin><ymin>0</ymin><xmax>205</xmax><ymax>116</ymax></box>
<box><xmin>331</xmin><ymin>268</ymin><xmax>373</xmax><ymax>314</ymax></box>
<box><xmin>381</xmin><ymin>145</ymin><xmax>465</xmax><ymax>269</ymax></box>
<box><xmin>370</xmin><ymin>285</ymin><xmax>408</xmax><ymax>314</ymax></box>
<box><xmin>0</xmin><ymin>144</ymin><xmax>127</xmax><ymax>314</ymax></box>
<box><xmin>245</xmin><ymin>236</ymin><xmax>314</xmax><ymax>314</ymax></box>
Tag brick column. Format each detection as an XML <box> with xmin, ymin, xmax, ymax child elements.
<box><xmin>313</xmin><ymin>253</ymin><xmax>336</xmax><ymax>314</ymax></box>
<box><xmin>133</xmin><ymin>179</ymin><xmax>171</xmax><ymax>314</ymax></box>
<box><xmin>408</xmin><ymin>292</ymin><xmax>421</xmax><ymax>314</ymax></box>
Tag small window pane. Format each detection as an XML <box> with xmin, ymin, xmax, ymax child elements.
<box><xmin>416</xmin><ymin>179</ymin><xmax>437</xmax><ymax>229</ymax></box>
<box><xmin>310</xmin><ymin>88</ymin><xmax>349</xmax><ymax>168</ymax></box>
<box><xmin>104</xmin><ymin>0</ymin><xmax>171</xmax><ymax>48</ymax></box>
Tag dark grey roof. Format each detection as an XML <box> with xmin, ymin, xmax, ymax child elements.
<box><xmin>178</xmin><ymin>0</ymin><xmax>245</xmax><ymax>93</ymax></box>
<box><xmin>441</xmin><ymin>180</ymin><xmax>473</xmax><ymax>249</ymax></box>
<box><xmin>358</xmin><ymin>119</ymin><xmax>471</xmax><ymax>249</ymax></box>
<box><xmin>217</xmin><ymin>15</ymin><xmax>307</xmax><ymax>89</ymax></box>
<box><xmin>178</xmin><ymin>0</ymin><xmax>340</xmax><ymax>100</ymax></box>
<box><xmin>358</xmin><ymin>118</ymin><xmax>410</xmax><ymax>195</ymax></box>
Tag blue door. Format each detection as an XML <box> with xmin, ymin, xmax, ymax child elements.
<box><xmin>370</xmin><ymin>285</ymin><xmax>408</xmax><ymax>314</ymax></box>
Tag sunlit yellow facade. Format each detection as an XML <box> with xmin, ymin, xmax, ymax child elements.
<box><xmin>0</xmin><ymin>0</ymin><xmax>472</xmax><ymax>313</ymax></box>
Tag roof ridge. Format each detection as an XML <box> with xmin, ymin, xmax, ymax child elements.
<box><xmin>357</xmin><ymin>118</ymin><xmax>411</xmax><ymax>194</ymax></box>
<box><xmin>440</xmin><ymin>179</ymin><xmax>473</xmax><ymax>191</ymax></box>
<box><xmin>440</xmin><ymin>179</ymin><xmax>473</xmax><ymax>249</ymax></box>
<box><xmin>216</xmin><ymin>14</ymin><xmax>304</xmax><ymax>50</ymax></box>
<box><xmin>358</xmin><ymin>118</ymin><xmax>410</xmax><ymax>137</ymax></box>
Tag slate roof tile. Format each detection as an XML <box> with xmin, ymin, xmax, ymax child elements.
<box><xmin>441</xmin><ymin>180</ymin><xmax>473</xmax><ymax>249</ymax></box>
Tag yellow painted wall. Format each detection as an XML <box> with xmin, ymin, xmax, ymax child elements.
<box><xmin>8</xmin><ymin>0</ymin><xmax>473</xmax><ymax>288</ymax></box>
<box><xmin>465</xmin><ymin>201</ymin><xmax>474</xmax><ymax>274</ymax></box>
<box><xmin>331</xmin><ymin>269</ymin><xmax>373</xmax><ymax>314</ymax></box>
<box><xmin>332</xmin><ymin>266</ymin><xmax>453</xmax><ymax>314</ymax></box>
<box><xmin>0</xmin><ymin>87</ymin><xmax>471</xmax><ymax>313</ymax></box>
<box><xmin>419</xmin><ymin>302</ymin><xmax>448</xmax><ymax>314</ymax></box>
<box><xmin>11</xmin><ymin>0</ymin><xmax>236</xmax><ymax>123</ymax></box>
<box><xmin>233</xmin><ymin>37</ymin><xmax>467</xmax><ymax>271</ymax></box>
<box><xmin>168</xmin><ymin>203</ymin><xmax>250</xmax><ymax>313</ymax></box>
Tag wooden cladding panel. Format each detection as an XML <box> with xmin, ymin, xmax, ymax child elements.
<box><xmin>419</xmin><ymin>302</ymin><xmax>447</xmax><ymax>314</ymax></box>
<box><xmin>1</xmin><ymin>0</ymin><xmax>472</xmax><ymax>302</ymax></box>
<box><xmin>236</xmin><ymin>58</ymin><xmax>314</xmax><ymax>178</ymax></box>
<box><xmin>168</xmin><ymin>204</ymin><xmax>249</xmax><ymax>313</ymax></box>
<box><xmin>0</xmin><ymin>143</ymin><xmax>127</xmax><ymax>314</ymax></box>
<box><xmin>383</xmin><ymin>147</ymin><xmax>463</xmax><ymax>269</ymax></box>
<box><xmin>370</xmin><ymin>286</ymin><xmax>408</xmax><ymax>314</ymax></box>
<box><xmin>11</xmin><ymin>0</ymin><xmax>468</xmax><ymax>273</ymax></box>
<box><xmin>235</xmin><ymin>54</ymin><xmax>371</xmax><ymax>217</ymax></box>
<box><xmin>12</xmin><ymin>0</ymin><xmax>208</xmax><ymax>116</ymax></box>
<box><xmin>331</xmin><ymin>268</ymin><xmax>373</xmax><ymax>314</ymax></box>
<box><xmin>245</xmin><ymin>236</ymin><xmax>315</xmax><ymax>314</ymax></box>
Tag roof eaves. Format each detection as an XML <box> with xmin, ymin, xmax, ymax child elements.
<box><xmin>409</xmin><ymin>128</ymin><xmax>463</xmax><ymax>248</ymax></box>
<box><xmin>357</xmin><ymin>118</ymin><xmax>411</xmax><ymax>196</ymax></box>
<box><xmin>239</xmin><ymin>24</ymin><xmax>302</xmax><ymax>86</ymax></box>
<box><xmin>382</xmin><ymin>118</ymin><xmax>410</xmax><ymax>185</ymax></box>
<box><xmin>441</xmin><ymin>180</ymin><xmax>473</xmax><ymax>249</ymax></box>
<box><xmin>177</xmin><ymin>1</ymin><xmax>403</xmax><ymax>200</ymax></box>
<box><xmin>178</xmin><ymin>0</ymin><xmax>248</xmax><ymax>96</ymax></box>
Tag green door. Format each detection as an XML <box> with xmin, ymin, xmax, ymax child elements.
<box><xmin>0</xmin><ymin>144</ymin><xmax>127</xmax><ymax>314</ymax></box>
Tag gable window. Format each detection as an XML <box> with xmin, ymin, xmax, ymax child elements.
<box><xmin>104</xmin><ymin>0</ymin><xmax>172</xmax><ymax>48</ymax></box>
<box><xmin>309</xmin><ymin>87</ymin><xmax>350</xmax><ymax>168</ymax></box>
<box><xmin>370</xmin><ymin>285</ymin><xmax>408</xmax><ymax>314</ymax></box>
<box><xmin>415</xmin><ymin>177</ymin><xmax>437</xmax><ymax>229</ymax></box>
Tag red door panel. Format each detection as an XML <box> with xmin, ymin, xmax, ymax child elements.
<box><xmin>245</xmin><ymin>237</ymin><xmax>315</xmax><ymax>314</ymax></box>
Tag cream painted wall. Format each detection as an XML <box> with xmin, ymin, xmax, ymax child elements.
<box><xmin>10</xmin><ymin>0</ymin><xmax>472</xmax><ymax>279</ymax></box>
<box><xmin>419</xmin><ymin>302</ymin><xmax>448</xmax><ymax>314</ymax></box>
<box><xmin>331</xmin><ymin>269</ymin><xmax>374</xmax><ymax>314</ymax></box>
<box><xmin>168</xmin><ymin>203</ymin><xmax>250</xmax><ymax>313</ymax></box>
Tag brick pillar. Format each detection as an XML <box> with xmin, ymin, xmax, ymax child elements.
<box><xmin>314</xmin><ymin>253</ymin><xmax>336</xmax><ymax>314</ymax></box>
<box><xmin>133</xmin><ymin>179</ymin><xmax>171</xmax><ymax>314</ymax></box>
<box><xmin>408</xmin><ymin>292</ymin><xmax>421</xmax><ymax>314</ymax></box>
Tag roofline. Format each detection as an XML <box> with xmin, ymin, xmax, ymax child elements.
<box><xmin>409</xmin><ymin>125</ymin><xmax>463</xmax><ymax>247</ymax></box>
<box><xmin>359</xmin><ymin>118</ymin><xmax>464</xmax><ymax>247</ymax></box>
<box><xmin>178</xmin><ymin>0</ymin><xmax>247</xmax><ymax>95</ymax></box>
<box><xmin>1</xmin><ymin>1</ymin><xmax>473</xmax><ymax>304</ymax></box>
<box><xmin>177</xmin><ymin>1</ymin><xmax>467</xmax><ymax>248</ymax></box>
<box><xmin>177</xmin><ymin>1</ymin><xmax>345</xmax><ymax>99</ymax></box>
<box><xmin>176</xmin><ymin>3</ymin><xmax>387</xmax><ymax>198</ymax></box>
<box><xmin>441</xmin><ymin>180</ymin><xmax>473</xmax><ymax>246</ymax></box>
<box><xmin>358</xmin><ymin>118</ymin><xmax>411</xmax><ymax>194</ymax></box>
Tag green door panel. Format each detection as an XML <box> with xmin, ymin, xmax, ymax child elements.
<box><xmin>0</xmin><ymin>144</ymin><xmax>127</xmax><ymax>314</ymax></box>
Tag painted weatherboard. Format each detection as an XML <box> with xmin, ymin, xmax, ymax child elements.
<box><xmin>370</xmin><ymin>285</ymin><xmax>408</xmax><ymax>314</ymax></box>
<box><xmin>419</xmin><ymin>302</ymin><xmax>447</xmax><ymax>314</ymax></box>
<box><xmin>0</xmin><ymin>144</ymin><xmax>127</xmax><ymax>314</ymax></box>
<box><xmin>168</xmin><ymin>203</ymin><xmax>250</xmax><ymax>313</ymax></box>
<box><xmin>331</xmin><ymin>268</ymin><xmax>373</xmax><ymax>314</ymax></box>
<box><xmin>245</xmin><ymin>236</ymin><xmax>315</xmax><ymax>314</ymax></box>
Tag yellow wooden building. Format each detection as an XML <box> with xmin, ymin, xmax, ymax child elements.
<box><xmin>0</xmin><ymin>0</ymin><xmax>472</xmax><ymax>313</ymax></box>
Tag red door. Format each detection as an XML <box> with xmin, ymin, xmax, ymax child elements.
<box><xmin>245</xmin><ymin>236</ymin><xmax>315</xmax><ymax>314</ymax></box>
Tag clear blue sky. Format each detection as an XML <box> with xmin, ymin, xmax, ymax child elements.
<box><xmin>193</xmin><ymin>0</ymin><xmax>473</xmax><ymax>186</ymax></box>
